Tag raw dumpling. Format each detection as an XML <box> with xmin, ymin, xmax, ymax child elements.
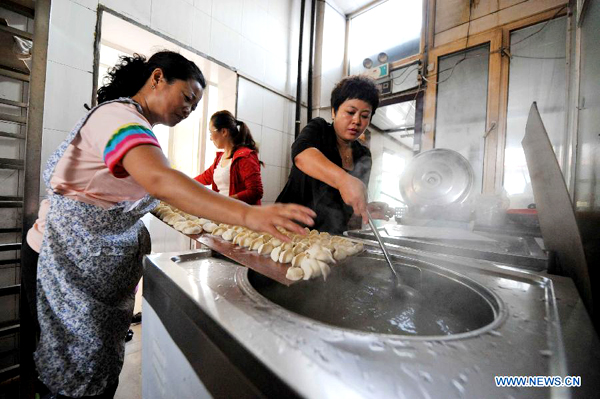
<box><xmin>258</xmin><ymin>242</ymin><xmax>275</xmax><ymax>256</ymax></box>
<box><xmin>270</xmin><ymin>245</ymin><xmax>283</xmax><ymax>262</ymax></box>
<box><xmin>307</xmin><ymin>244</ymin><xmax>335</xmax><ymax>264</ymax></box>
<box><xmin>278</xmin><ymin>249</ymin><xmax>294</xmax><ymax>263</ymax></box>
<box><xmin>292</xmin><ymin>252</ymin><xmax>307</xmax><ymax>267</ymax></box>
<box><xmin>212</xmin><ymin>226</ymin><xmax>227</xmax><ymax>236</ymax></box>
<box><xmin>286</xmin><ymin>267</ymin><xmax>304</xmax><ymax>281</ymax></box>
<box><xmin>202</xmin><ymin>222</ymin><xmax>218</xmax><ymax>233</ymax></box>
<box><xmin>222</xmin><ymin>229</ymin><xmax>238</xmax><ymax>241</ymax></box>
<box><xmin>250</xmin><ymin>237</ymin><xmax>265</xmax><ymax>251</ymax></box>
<box><xmin>182</xmin><ymin>224</ymin><xmax>202</xmax><ymax>235</ymax></box>
<box><xmin>165</xmin><ymin>214</ymin><xmax>186</xmax><ymax>225</ymax></box>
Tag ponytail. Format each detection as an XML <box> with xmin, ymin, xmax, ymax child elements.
<box><xmin>211</xmin><ymin>111</ymin><xmax>263</xmax><ymax>165</ymax></box>
<box><xmin>97</xmin><ymin>51</ymin><xmax>206</xmax><ymax>104</ymax></box>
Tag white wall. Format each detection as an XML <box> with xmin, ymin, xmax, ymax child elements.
<box><xmin>40</xmin><ymin>0</ymin><xmax>311</xmax><ymax>205</ymax></box>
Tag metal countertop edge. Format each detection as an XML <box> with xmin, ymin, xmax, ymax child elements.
<box><xmin>143</xmin><ymin>259</ymin><xmax>302</xmax><ymax>399</ymax></box>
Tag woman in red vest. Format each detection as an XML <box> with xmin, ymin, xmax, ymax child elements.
<box><xmin>195</xmin><ymin>110</ymin><xmax>263</xmax><ymax>205</ymax></box>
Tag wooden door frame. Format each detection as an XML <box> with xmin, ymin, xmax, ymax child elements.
<box><xmin>422</xmin><ymin>5</ymin><xmax>567</xmax><ymax>194</ymax></box>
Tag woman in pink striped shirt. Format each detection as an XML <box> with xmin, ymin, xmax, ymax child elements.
<box><xmin>25</xmin><ymin>51</ymin><xmax>315</xmax><ymax>399</ymax></box>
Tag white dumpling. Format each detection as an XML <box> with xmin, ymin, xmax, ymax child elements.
<box><xmin>316</xmin><ymin>260</ymin><xmax>331</xmax><ymax>281</ymax></box>
<box><xmin>212</xmin><ymin>226</ymin><xmax>227</xmax><ymax>236</ymax></box>
<box><xmin>299</xmin><ymin>258</ymin><xmax>313</xmax><ymax>280</ymax></box>
<box><xmin>307</xmin><ymin>244</ymin><xmax>336</xmax><ymax>264</ymax></box>
<box><xmin>173</xmin><ymin>220</ymin><xmax>190</xmax><ymax>231</ymax></box>
<box><xmin>292</xmin><ymin>252</ymin><xmax>307</xmax><ymax>268</ymax></box>
<box><xmin>182</xmin><ymin>224</ymin><xmax>202</xmax><ymax>235</ymax></box>
<box><xmin>250</xmin><ymin>237</ymin><xmax>265</xmax><ymax>251</ymax></box>
<box><xmin>278</xmin><ymin>249</ymin><xmax>294</xmax><ymax>264</ymax></box>
<box><xmin>166</xmin><ymin>214</ymin><xmax>186</xmax><ymax>225</ymax></box>
<box><xmin>270</xmin><ymin>245</ymin><xmax>283</xmax><ymax>262</ymax></box>
<box><xmin>232</xmin><ymin>233</ymin><xmax>248</xmax><ymax>246</ymax></box>
<box><xmin>293</xmin><ymin>243</ymin><xmax>308</xmax><ymax>255</ymax></box>
<box><xmin>203</xmin><ymin>222</ymin><xmax>218</xmax><ymax>233</ymax></box>
<box><xmin>269</xmin><ymin>238</ymin><xmax>283</xmax><ymax>247</ymax></box>
<box><xmin>222</xmin><ymin>229</ymin><xmax>238</xmax><ymax>241</ymax></box>
<box><xmin>286</xmin><ymin>267</ymin><xmax>304</xmax><ymax>281</ymax></box>
<box><xmin>241</xmin><ymin>235</ymin><xmax>254</xmax><ymax>248</ymax></box>
<box><xmin>258</xmin><ymin>242</ymin><xmax>275</xmax><ymax>256</ymax></box>
<box><xmin>333</xmin><ymin>248</ymin><xmax>348</xmax><ymax>261</ymax></box>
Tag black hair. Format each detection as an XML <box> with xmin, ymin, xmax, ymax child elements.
<box><xmin>211</xmin><ymin>110</ymin><xmax>263</xmax><ymax>165</ymax></box>
<box><xmin>97</xmin><ymin>51</ymin><xmax>206</xmax><ymax>104</ymax></box>
<box><xmin>330</xmin><ymin>75</ymin><xmax>380</xmax><ymax>116</ymax></box>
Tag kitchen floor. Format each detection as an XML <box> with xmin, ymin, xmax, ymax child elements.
<box><xmin>115</xmin><ymin>323</ymin><xmax>142</xmax><ymax>399</ymax></box>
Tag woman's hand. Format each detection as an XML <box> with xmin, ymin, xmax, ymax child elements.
<box><xmin>243</xmin><ymin>203</ymin><xmax>316</xmax><ymax>241</ymax></box>
<box><xmin>338</xmin><ymin>174</ymin><xmax>369</xmax><ymax>224</ymax></box>
<box><xmin>367</xmin><ymin>201</ymin><xmax>393</xmax><ymax>220</ymax></box>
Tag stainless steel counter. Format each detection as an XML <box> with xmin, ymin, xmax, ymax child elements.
<box><xmin>143</xmin><ymin>245</ymin><xmax>600</xmax><ymax>399</ymax></box>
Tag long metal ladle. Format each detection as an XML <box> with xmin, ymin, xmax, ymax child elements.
<box><xmin>366</xmin><ymin>210</ymin><xmax>419</xmax><ymax>298</ymax></box>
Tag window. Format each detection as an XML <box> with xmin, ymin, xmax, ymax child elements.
<box><xmin>503</xmin><ymin>17</ymin><xmax>567</xmax><ymax>209</ymax></box>
<box><xmin>369</xmin><ymin>100</ymin><xmax>416</xmax><ymax>207</ymax></box>
<box><xmin>349</xmin><ymin>0</ymin><xmax>423</xmax><ymax>75</ymax></box>
<box><xmin>435</xmin><ymin>44</ymin><xmax>490</xmax><ymax>195</ymax></box>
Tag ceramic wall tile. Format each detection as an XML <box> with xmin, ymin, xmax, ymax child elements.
<box><xmin>151</xmin><ymin>0</ymin><xmax>195</xmax><ymax>46</ymax></box>
<box><xmin>259</xmin><ymin>126</ymin><xmax>283</xmax><ymax>167</ymax></box>
<box><xmin>237</xmin><ymin>78</ymin><xmax>263</xmax><ymax>124</ymax></box>
<box><xmin>262</xmin><ymin>90</ymin><xmax>285</xmax><ymax>131</ymax></box>
<box><xmin>241</xmin><ymin>0</ymin><xmax>268</xmax><ymax>48</ymax></box>
<box><xmin>71</xmin><ymin>0</ymin><xmax>98</xmax><ymax>11</ymax></box>
<box><xmin>43</xmin><ymin>61</ymin><xmax>93</xmax><ymax>133</ymax></box>
<box><xmin>194</xmin><ymin>0</ymin><xmax>212</xmax><ymax>14</ymax></box>
<box><xmin>264</xmin><ymin>53</ymin><xmax>288</xmax><ymax>94</ymax></box>
<box><xmin>209</xmin><ymin>20</ymin><xmax>241</xmax><ymax>68</ymax></box>
<box><xmin>212</xmin><ymin>0</ymin><xmax>243</xmax><ymax>33</ymax></box>
<box><xmin>239</xmin><ymin>37</ymin><xmax>266</xmax><ymax>82</ymax></box>
<box><xmin>47</xmin><ymin>0</ymin><xmax>96</xmax><ymax>72</ymax></box>
<box><xmin>100</xmin><ymin>0</ymin><xmax>152</xmax><ymax>26</ymax></box>
<box><xmin>192</xmin><ymin>8</ymin><xmax>211</xmax><ymax>55</ymax></box>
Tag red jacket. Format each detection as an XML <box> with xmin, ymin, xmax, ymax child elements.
<box><xmin>194</xmin><ymin>147</ymin><xmax>263</xmax><ymax>205</ymax></box>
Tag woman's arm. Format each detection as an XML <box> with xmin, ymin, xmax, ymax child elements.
<box><xmin>232</xmin><ymin>155</ymin><xmax>263</xmax><ymax>204</ymax></box>
<box><xmin>294</xmin><ymin>148</ymin><xmax>368</xmax><ymax>223</ymax></box>
<box><xmin>193</xmin><ymin>159</ymin><xmax>215</xmax><ymax>185</ymax></box>
<box><xmin>123</xmin><ymin>145</ymin><xmax>315</xmax><ymax>240</ymax></box>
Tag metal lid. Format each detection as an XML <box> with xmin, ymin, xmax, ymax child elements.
<box><xmin>399</xmin><ymin>149</ymin><xmax>474</xmax><ymax>207</ymax></box>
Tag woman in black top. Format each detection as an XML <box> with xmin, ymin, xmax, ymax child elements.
<box><xmin>277</xmin><ymin>75</ymin><xmax>391</xmax><ymax>234</ymax></box>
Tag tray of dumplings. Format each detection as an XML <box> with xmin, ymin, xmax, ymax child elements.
<box><xmin>152</xmin><ymin>202</ymin><xmax>364</xmax><ymax>285</ymax></box>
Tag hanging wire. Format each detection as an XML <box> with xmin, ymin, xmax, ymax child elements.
<box><xmin>421</xmin><ymin>4</ymin><xmax>568</xmax><ymax>85</ymax></box>
<box><xmin>392</xmin><ymin>65</ymin><xmax>421</xmax><ymax>86</ymax></box>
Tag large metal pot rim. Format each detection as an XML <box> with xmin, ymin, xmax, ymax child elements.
<box><xmin>235</xmin><ymin>259</ymin><xmax>508</xmax><ymax>342</ymax></box>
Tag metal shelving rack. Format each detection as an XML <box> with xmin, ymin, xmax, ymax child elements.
<box><xmin>0</xmin><ymin>0</ymin><xmax>50</xmax><ymax>396</ymax></box>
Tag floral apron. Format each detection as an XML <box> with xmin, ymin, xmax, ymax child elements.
<box><xmin>34</xmin><ymin>98</ymin><xmax>159</xmax><ymax>396</ymax></box>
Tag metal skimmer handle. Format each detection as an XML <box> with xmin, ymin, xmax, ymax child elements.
<box><xmin>366</xmin><ymin>210</ymin><xmax>401</xmax><ymax>283</ymax></box>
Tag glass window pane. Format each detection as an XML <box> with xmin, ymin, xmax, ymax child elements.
<box><xmin>349</xmin><ymin>0</ymin><xmax>422</xmax><ymax>75</ymax></box>
<box><xmin>435</xmin><ymin>44</ymin><xmax>490</xmax><ymax>194</ymax></box>
<box><xmin>369</xmin><ymin>100</ymin><xmax>415</xmax><ymax>208</ymax></box>
<box><xmin>575</xmin><ymin>2</ymin><xmax>600</xmax><ymax>211</ymax></box>
<box><xmin>503</xmin><ymin>17</ymin><xmax>567</xmax><ymax>209</ymax></box>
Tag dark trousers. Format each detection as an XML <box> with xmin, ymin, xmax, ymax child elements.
<box><xmin>20</xmin><ymin>241</ymin><xmax>42</xmax><ymax>399</ymax></box>
<box><xmin>42</xmin><ymin>379</ymin><xmax>119</xmax><ymax>399</ymax></box>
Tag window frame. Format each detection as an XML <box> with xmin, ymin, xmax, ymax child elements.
<box><xmin>421</xmin><ymin>6</ymin><xmax>568</xmax><ymax>194</ymax></box>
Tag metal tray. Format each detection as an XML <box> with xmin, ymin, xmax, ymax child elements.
<box><xmin>346</xmin><ymin>226</ymin><xmax>549</xmax><ymax>271</ymax></box>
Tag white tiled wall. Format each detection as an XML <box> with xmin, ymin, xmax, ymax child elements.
<box><xmin>236</xmin><ymin>78</ymin><xmax>299</xmax><ymax>203</ymax></box>
<box><xmin>39</xmin><ymin>0</ymin><xmax>315</xmax><ymax>208</ymax></box>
